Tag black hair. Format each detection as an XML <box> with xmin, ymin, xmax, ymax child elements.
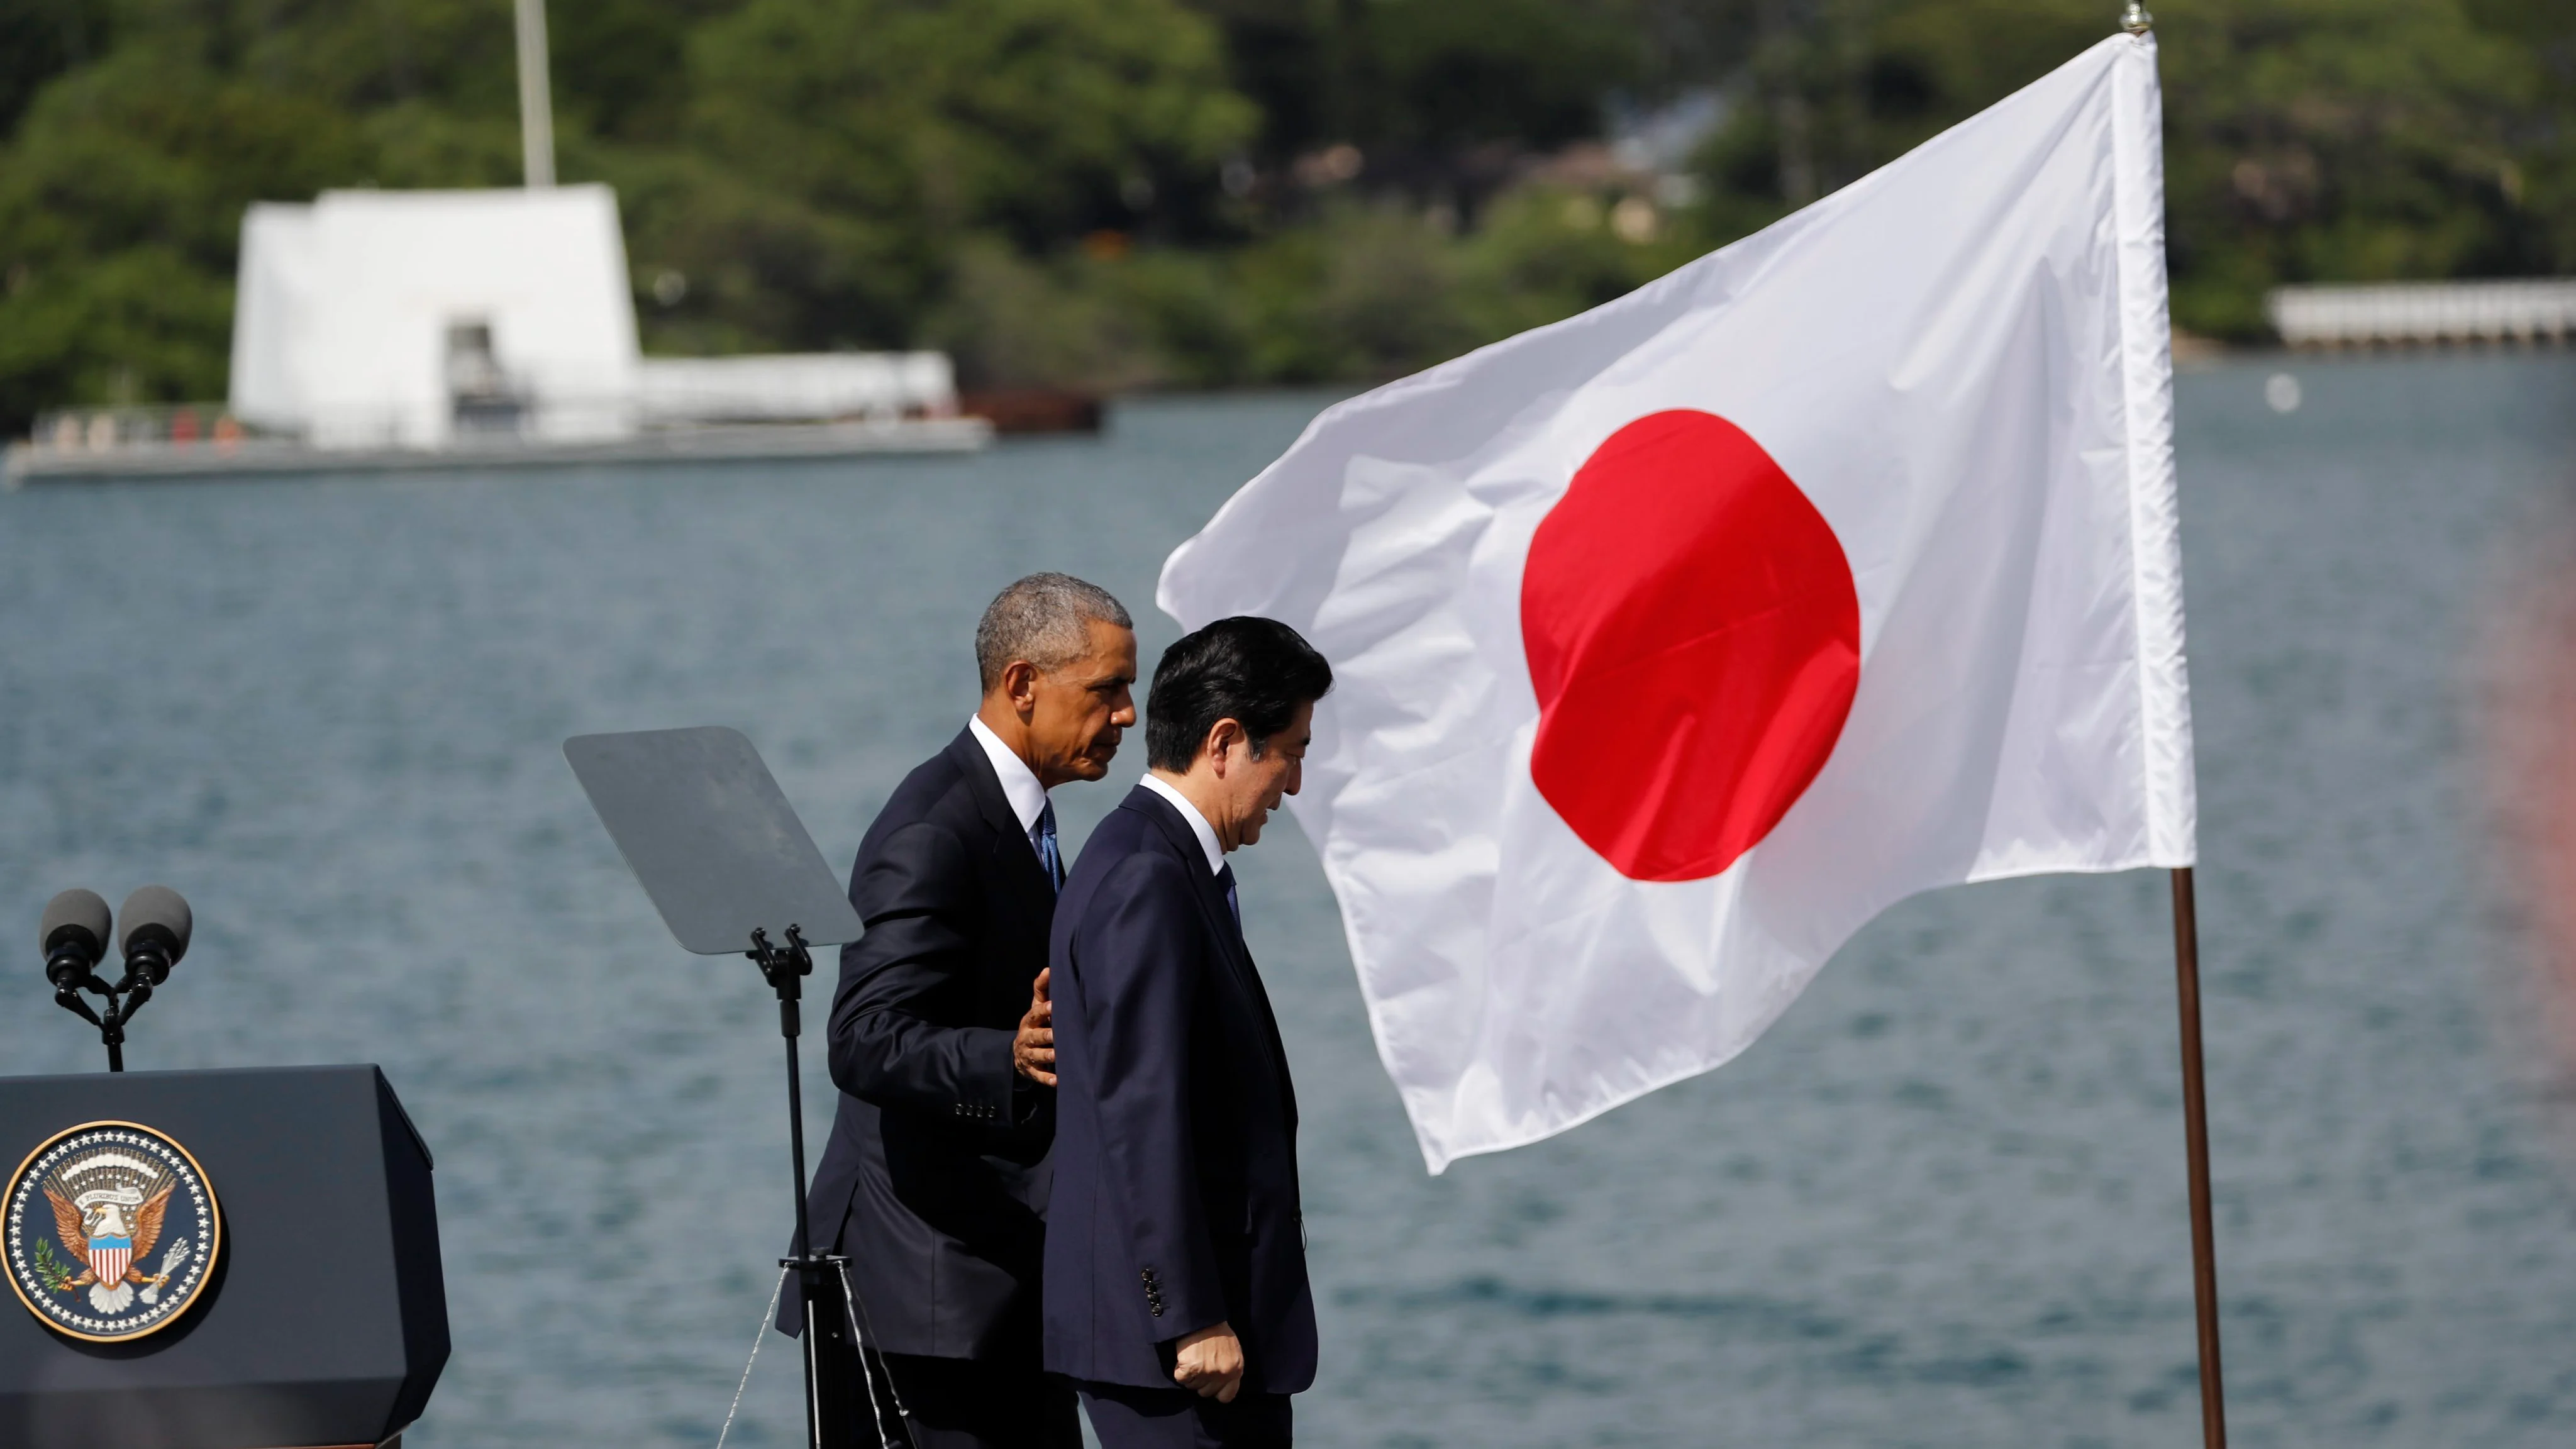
<box><xmin>1145</xmin><ymin>616</ymin><xmax>1334</xmax><ymax>772</ymax></box>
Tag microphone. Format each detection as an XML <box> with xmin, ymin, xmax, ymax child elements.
<box><xmin>117</xmin><ymin>885</ymin><xmax>192</xmax><ymax>985</ymax></box>
<box><xmin>40</xmin><ymin>888</ymin><xmax>111</xmax><ymax>990</ymax></box>
<box><xmin>36</xmin><ymin>886</ymin><xmax>192</xmax><ymax>1071</ymax></box>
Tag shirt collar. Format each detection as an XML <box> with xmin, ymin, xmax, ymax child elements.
<box><xmin>967</xmin><ymin>714</ymin><xmax>1050</xmax><ymax>835</ymax></box>
<box><xmin>1138</xmin><ymin>772</ymin><xmax>1224</xmax><ymax>875</ymax></box>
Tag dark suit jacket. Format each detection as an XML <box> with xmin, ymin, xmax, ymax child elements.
<box><xmin>1041</xmin><ymin>784</ymin><xmax>1317</xmax><ymax>1394</ymax></box>
<box><xmin>788</xmin><ymin>728</ymin><xmax>1058</xmax><ymax>1360</ymax></box>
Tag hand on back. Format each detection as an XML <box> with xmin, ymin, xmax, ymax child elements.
<box><xmin>1013</xmin><ymin>967</ymin><xmax>1055</xmax><ymax>1086</ymax></box>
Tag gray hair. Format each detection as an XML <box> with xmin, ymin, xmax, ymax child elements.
<box><xmin>975</xmin><ymin>573</ymin><xmax>1133</xmax><ymax>692</ymax></box>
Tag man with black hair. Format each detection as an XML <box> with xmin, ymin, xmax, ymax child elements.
<box><xmin>1039</xmin><ymin>615</ymin><xmax>1331</xmax><ymax>1448</ymax></box>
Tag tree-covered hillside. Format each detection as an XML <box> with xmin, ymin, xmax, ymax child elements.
<box><xmin>0</xmin><ymin>0</ymin><xmax>2567</xmax><ymax>430</ymax></box>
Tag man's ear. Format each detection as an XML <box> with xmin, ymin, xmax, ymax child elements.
<box><xmin>1001</xmin><ymin>659</ymin><xmax>1041</xmax><ymax>714</ymax></box>
<box><xmin>1204</xmin><ymin>718</ymin><xmax>1245</xmax><ymax>777</ymax></box>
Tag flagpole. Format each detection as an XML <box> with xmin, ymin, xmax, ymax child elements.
<box><xmin>514</xmin><ymin>0</ymin><xmax>556</xmax><ymax>188</ymax></box>
<box><xmin>2169</xmin><ymin>867</ymin><xmax>2226</xmax><ymax>1449</ymax></box>
<box><xmin>2114</xmin><ymin>7</ymin><xmax>2220</xmax><ymax>1440</ymax></box>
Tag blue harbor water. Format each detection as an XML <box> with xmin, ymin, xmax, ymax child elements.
<box><xmin>4</xmin><ymin>352</ymin><xmax>2575</xmax><ymax>1446</ymax></box>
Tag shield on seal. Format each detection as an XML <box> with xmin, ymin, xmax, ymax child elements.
<box><xmin>87</xmin><ymin>1236</ymin><xmax>132</xmax><ymax>1288</ymax></box>
<box><xmin>8</xmin><ymin>1121</ymin><xmax>224</xmax><ymax>1343</ymax></box>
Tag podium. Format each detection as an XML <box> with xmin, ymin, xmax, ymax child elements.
<box><xmin>0</xmin><ymin>1065</ymin><xmax>448</xmax><ymax>1448</ymax></box>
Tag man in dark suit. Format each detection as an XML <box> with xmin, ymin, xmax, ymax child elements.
<box><xmin>794</xmin><ymin>572</ymin><xmax>1137</xmax><ymax>1449</ymax></box>
<box><xmin>1040</xmin><ymin>616</ymin><xmax>1333</xmax><ymax>1448</ymax></box>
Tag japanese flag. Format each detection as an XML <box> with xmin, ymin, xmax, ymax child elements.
<box><xmin>1159</xmin><ymin>33</ymin><xmax>2196</xmax><ymax>1171</ymax></box>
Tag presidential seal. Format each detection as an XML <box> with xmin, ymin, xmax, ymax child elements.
<box><xmin>5</xmin><ymin>1121</ymin><xmax>220</xmax><ymax>1342</ymax></box>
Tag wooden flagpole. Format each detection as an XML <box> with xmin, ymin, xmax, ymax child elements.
<box><xmin>2169</xmin><ymin>867</ymin><xmax>2226</xmax><ymax>1449</ymax></box>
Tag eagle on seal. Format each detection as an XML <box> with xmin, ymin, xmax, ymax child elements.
<box><xmin>46</xmin><ymin>1179</ymin><xmax>177</xmax><ymax>1314</ymax></box>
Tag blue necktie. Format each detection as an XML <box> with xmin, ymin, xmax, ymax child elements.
<box><xmin>1034</xmin><ymin>799</ymin><xmax>1062</xmax><ymax>892</ymax></box>
<box><xmin>1217</xmin><ymin>862</ymin><xmax>1240</xmax><ymax>932</ymax></box>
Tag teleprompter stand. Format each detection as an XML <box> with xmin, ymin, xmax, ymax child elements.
<box><xmin>565</xmin><ymin>726</ymin><xmax>886</xmax><ymax>1449</ymax></box>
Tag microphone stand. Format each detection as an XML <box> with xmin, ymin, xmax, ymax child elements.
<box><xmin>49</xmin><ymin>957</ymin><xmax>161</xmax><ymax>1073</ymax></box>
<box><xmin>745</xmin><ymin>925</ymin><xmax>857</xmax><ymax>1449</ymax></box>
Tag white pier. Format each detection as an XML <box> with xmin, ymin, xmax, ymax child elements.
<box><xmin>2267</xmin><ymin>279</ymin><xmax>2576</xmax><ymax>350</ymax></box>
<box><xmin>4</xmin><ymin>417</ymin><xmax>991</xmax><ymax>486</ymax></box>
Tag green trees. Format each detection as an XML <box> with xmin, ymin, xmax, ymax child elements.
<box><xmin>1194</xmin><ymin>0</ymin><xmax>1642</xmax><ymax>167</ymax></box>
<box><xmin>0</xmin><ymin>0</ymin><xmax>2568</xmax><ymax>429</ymax></box>
<box><xmin>2160</xmin><ymin>0</ymin><xmax>2554</xmax><ymax>333</ymax></box>
<box><xmin>650</xmin><ymin>0</ymin><xmax>1254</xmax><ymax>350</ymax></box>
<box><xmin>0</xmin><ymin>39</ymin><xmax>375</xmax><ymax>425</ymax></box>
<box><xmin>1685</xmin><ymin>0</ymin><xmax>2565</xmax><ymax>337</ymax></box>
<box><xmin>0</xmin><ymin>0</ymin><xmax>1253</xmax><ymax>426</ymax></box>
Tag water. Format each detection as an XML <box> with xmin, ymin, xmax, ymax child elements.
<box><xmin>3</xmin><ymin>353</ymin><xmax>2573</xmax><ymax>1447</ymax></box>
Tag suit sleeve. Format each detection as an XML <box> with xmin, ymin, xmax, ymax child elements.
<box><xmin>826</xmin><ymin>819</ymin><xmax>1018</xmax><ymax>1122</ymax></box>
<box><xmin>1079</xmin><ymin>852</ymin><xmax>1228</xmax><ymax>1341</ymax></box>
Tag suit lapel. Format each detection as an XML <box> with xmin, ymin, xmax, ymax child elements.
<box><xmin>1128</xmin><ymin>789</ymin><xmax>1245</xmax><ymax>964</ymax></box>
<box><xmin>947</xmin><ymin>728</ymin><xmax>1056</xmax><ymax>904</ymax></box>
<box><xmin>1125</xmin><ymin>787</ymin><xmax>1297</xmax><ymax>1128</ymax></box>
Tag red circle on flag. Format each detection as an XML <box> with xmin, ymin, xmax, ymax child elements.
<box><xmin>1521</xmin><ymin>410</ymin><xmax>1861</xmax><ymax>882</ymax></box>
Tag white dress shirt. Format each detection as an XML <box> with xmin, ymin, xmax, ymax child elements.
<box><xmin>1138</xmin><ymin>772</ymin><xmax>1225</xmax><ymax>875</ymax></box>
<box><xmin>967</xmin><ymin>714</ymin><xmax>1052</xmax><ymax>844</ymax></box>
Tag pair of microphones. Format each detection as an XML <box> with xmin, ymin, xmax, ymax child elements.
<box><xmin>40</xmin><ymin>886</ymin><xmax>194</xmax><ymax>1072</ymax></box>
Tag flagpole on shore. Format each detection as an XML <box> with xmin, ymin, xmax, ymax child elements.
<box><xmin>513</xmin><ymin>0</ymin><xmax>556</xmax><ymax>188</ymax></box>
<box><xmin>2170</xmin><ymin>867</ymin><xmax>2227</xmax><ymax>1449</ymax></box>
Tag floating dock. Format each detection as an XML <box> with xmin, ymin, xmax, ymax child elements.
<box><xmin>2267</xmin><ymin>279</ymin><xmax>2576</xmax><ymax>350</ymax></box>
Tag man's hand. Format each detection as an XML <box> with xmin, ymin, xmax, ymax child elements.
<box><xmin>1013</xmin><ymin>967</ymin><xmax>1055</xmax><ymax>1086</ymax></box>
<box><xmin>1172</xmin><ymin>1321</ymin><xmax>1244</xmax><ymax>1402</ymax></box>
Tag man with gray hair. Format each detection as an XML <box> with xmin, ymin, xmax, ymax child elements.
<box><xmin>793</xmin><ymin>572</ymin><xmax>1137</xmax><ymax>1448</ymax></box>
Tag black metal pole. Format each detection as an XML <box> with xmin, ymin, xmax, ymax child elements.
<box><xmin>784</xmin><ymin>1018</ymin><xmax>828</xmax><ymax>1449</ymax></box>
<box><xmin>784</xmin><ymin>1006</ymin><xmax>811</xmax><ymax>1262</ymax></box>
<box><xmin>765</xmin><ymin>941</ymin><xmax>830</xmax><ymax>1449</ymax></box>
<box><xmin>2170</xmin><ymin>867</ymin><xmax>2226</xmax><ymax>1449</ymax></box>
<box><xmin>752</xmin><ymin>926</ymin><xmax>854</xmax><ymax>1449</ymax></box>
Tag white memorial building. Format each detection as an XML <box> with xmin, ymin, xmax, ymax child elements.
<box><xmin>228</xmin><ymin>186</ymin><xmax>958</xmax><ymax>451</ymax></box>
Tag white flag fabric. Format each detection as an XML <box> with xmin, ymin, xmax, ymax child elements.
<box><xmin>1158</xmin><ymin>33</ymin><xmax>2196</xmax><ymax>1172</ymax></box>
